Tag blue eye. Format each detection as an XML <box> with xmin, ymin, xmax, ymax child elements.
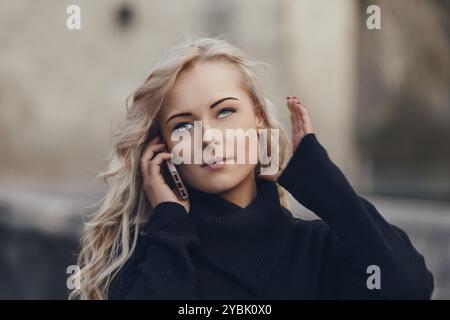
<box><xmin>217</xmin><ymin>107</ymin><xmax>237</xmax><ymax>119</ymax></box>
<box><xmin>172</xmin><ymin>122</ymin><xmax>193</xmax><ymax>133</ymax></box>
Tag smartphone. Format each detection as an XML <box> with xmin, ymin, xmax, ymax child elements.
<box><xmin>164</xmin><ymin>157</ymin><xmax>189</xmax><ymax>200</ymax></box>
<box><xmin>145</xmin><ymin>130</ymin><xmax>189</xmax><ymax>200</ymax></box>
<box><xmin>148</xmin><ymin>130</ymin><xmax>189</xmax><ymax>200</ymax></box>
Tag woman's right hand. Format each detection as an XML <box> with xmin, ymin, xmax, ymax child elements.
<box><xmin>140</xmin><ymin>135</ymin><xmax>190</xmax><ymax>213</ymax></box>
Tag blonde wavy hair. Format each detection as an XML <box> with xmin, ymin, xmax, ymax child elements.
<box><xmin>69</xmin><ymin>35</ymin><xmax>292</xmax><ymax>300</ymax></box>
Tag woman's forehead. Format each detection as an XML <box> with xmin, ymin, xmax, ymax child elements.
<box><xmin>168</xmin><ymin>62</ymin><xmax>243</xmax><ymax>103</ymax></box>
<box><xmin>161</xmin><ymin>62</ymin><xmax>246</xmax><ymax>116</ymax></box>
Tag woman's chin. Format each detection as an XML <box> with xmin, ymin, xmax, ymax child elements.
<box><xmin>183</xmin><ymin>164</ymin><xmax>255</xmax><ymax>195</ymax></box>
<box><xmin>188</xmin><ymin>171</ymin><xmax>238</xmax><ymax>194</ymax></box>
<box><xmin>201</xmin><ymin>178</ymin><xmax>237</xmax><ymax>194</ymax></box>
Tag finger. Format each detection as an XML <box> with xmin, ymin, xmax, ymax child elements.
<box><xmin>287</xmin><ymin>98</ymin><xmax>301</xmax><ymax>125</ymax></box>
<box><xmin>298</xmin><ymin>103</ymin><xmax>313</xmax><ymax>133</ymax></box>
<box><xmin>290</xmin><ymin>99</ymin><xmax>303</xmax><ymax>133</ymax></box>
<box><xmin>142</xmin><ymin>142</ymin><xmax>165</xmax><ymax>162</ymax></box>
<box><xmin>149</xmin><ymin>152</ymin><xmax>173</xmax><ymax>176</ymax></box>
<box><xmin>287</xmin><ymin>97</ymin><xmax>306</xmax><ymax>137</ymax></box>
<box><xmin>140</xmin><ymin>143</ymin><xmax>166</xmax><ymax>174</ymax></box>
<box><xmin>287</xmin><ymin>104</ymin><xmax>296</xmax><ymax>129</ymax></box>
<box><xmin>286</xmin><ymin>99</ymin><xmax>295</xmax><ymax>121</ymax></box>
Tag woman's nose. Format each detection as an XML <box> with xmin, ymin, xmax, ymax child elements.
<box><xmin>202</xmin><ymin>133</ymin><xmax>220</xmax><ymax>149</ymax></box>
<box><xmin>201</xmin><ymin>122</ymin><xmax>223</xmax><ymax>149</ymax></box>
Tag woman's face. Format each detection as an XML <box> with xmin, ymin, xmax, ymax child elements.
<box><xmin>157</xmin><ymin>61</ymin><xmax>265</xmax><ymax>194</ymax></box>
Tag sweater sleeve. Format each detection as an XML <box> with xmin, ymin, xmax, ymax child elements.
<box><xmin>277</xmin><ymin>133</ymin><xmax>434</xmax><ymax>299</ymax></box>
<box><xmin>109</xmin><ymin>202</ymin><xmax>199</xmax><ymax>300</ymax></box>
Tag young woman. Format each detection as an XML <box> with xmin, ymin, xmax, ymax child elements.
<box><xmin>70</xmin><ymin>37</ymin><xmax>434</xmax><ymax>300</ymax></box>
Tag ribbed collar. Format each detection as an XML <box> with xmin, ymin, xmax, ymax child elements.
<box><xmin>186</xmin><ymin>178</ymin><xmax>296</xmax><ymax>297</ymax></box>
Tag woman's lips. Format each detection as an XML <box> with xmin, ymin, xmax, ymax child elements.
<box><xmin>201</xmin><ymin>156</ymin><xmax>233</xmax><ymax>170</ymax></box>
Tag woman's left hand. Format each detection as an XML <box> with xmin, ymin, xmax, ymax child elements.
<box><xmin>286</xmin><ymin>96</ymin><xmax>314</xmax><ymax>152</ymax></box>
<box><xmin>258</xmin><ymin>96</ymin><xmax>314</xmax><ymax>182</ymax></box>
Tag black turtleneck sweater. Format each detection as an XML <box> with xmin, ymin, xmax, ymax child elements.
<box><xmin>108</xmin><ymin>133</ymin><xmax>434</xmax><ymax>299</ymax></box>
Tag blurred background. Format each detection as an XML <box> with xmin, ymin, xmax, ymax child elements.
<box><xmin>0</xmin><ymin>0</ymin><xmax>449</xmax><ymax>299</ymax></box>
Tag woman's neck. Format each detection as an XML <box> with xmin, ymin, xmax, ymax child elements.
<box><xmin>219</xmin><ymin>170</ymin><xmax>258</xmax><ymax>208</ymax></box>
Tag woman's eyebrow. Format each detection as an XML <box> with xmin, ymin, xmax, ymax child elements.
<box><xmin>166</xmin><ymin>97</ymin><xmax>239</xmax><ymax>124</ymax></box>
